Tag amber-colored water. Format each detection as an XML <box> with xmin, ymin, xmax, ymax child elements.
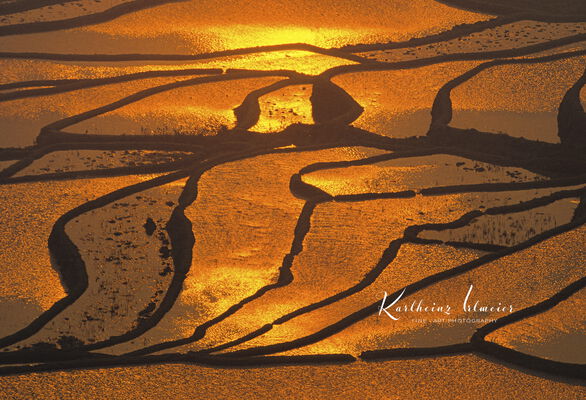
<box><xmin>0</xmin><ymin>0</ymin><xmax>584</xmax><ymax>398</ymax></box>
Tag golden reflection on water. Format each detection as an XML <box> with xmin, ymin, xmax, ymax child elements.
<box><xmin>0</xmin><ymin>49</ymin><xmax>353</xmax><ymax>80</ymax></box>
<box><xmin>197</xmin><ymin>185</ymin><xmax>578</xmax><ymax>355</ymax></box>
<box><xmin>454</xmin><ymin>57</ymin><xmax>585</xmax><ymax>113</ymax></box>
<box><xmin>120</xmin><ymin>147</ymin><xmax>386</xmax><ymax>352</ymax></box>
<box><xmin>421</xmin><ymin>198</ymin><xmax>578</xmax><ymax>246</ymax></box>
<box><xmin>451</xmin><ymin>56</ymin><xmax>586</xmax><ymax>142</ymax></box>
<box><xmin>1</xmin><ymin>0</ymin><xmax>585</xmax><ymax>396</ymax></box>
<box><xmin>219</xmin><ymin>194</ymin><xmax>483</xmax><ymax>353</ymax></box>
<box><xmin>79</xmin><ymin>0</ymin><xmax>488</xmax><ymax>50</ymax></box>
<box><xmin>3</xmin><ymin>50</ymin><xmax>354</xmax><ymax>143</ymax></box>
<box><xmin>6</xmin><ymin>175</ymin><xmax>184</xmax><ymax>349</ymax></box>
<box><xmin>181</xmin><ymin>148</ymin><xmax>388</xmax><ymax>345</ymax></box>
<box><xmin>287</xmin><ymin>223</ymin><xmax>585</xmax><ymax>356</ymax></box>
<box><xmin>216</xmin><ymin>50</ymin><xmax>356</xmax><ymax>75</ymax></box>
<box><xmin>254</xmin><ymin>84</ymin><xmax>313</xmax><ymax>132</ymax></box>
<box><xmin>0</xmin><ymin>77</ymin><xmax>186</xmax><ymax>147</ymax></box>
<box><xmin>71</xmin><ymin>50</ymin><xmax>354</xmax><ymax>76</ymax></box>
<box><xmin>302</xmin><ymin>154</ymin><xmax>542</xmax><ymax>196</ymax></box>
<box><xmin>0</xmin><ymin>175</ymin><xmax>153</xmax><ymax>338</ymax></box>
<box><xmin>69</xmin><ymin>77</ymin><xmax>281</xmax><ymax>136</ymax></box>
<box><xmin>272</xmin><ymin>243</ymin><xmax>484</xmax><ymax>356</ymax></box>
<box><xmin>193</xmin><ymin>25</ymin><xmax>367</xmax><ymax>50</ymax></box>
<box><xmin>332</xmin><ymin>62</ymin><xmax>481</xmax><ymax>137</ymax></box>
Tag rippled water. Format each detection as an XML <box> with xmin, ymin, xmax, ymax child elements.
<box><xmin>0</xmin><ymin>0</ymin><xmax>585</xmax><ymax>398</ymax></box>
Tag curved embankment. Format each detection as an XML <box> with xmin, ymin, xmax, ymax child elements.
<box><xmin>361</xmin><ymin>272</ymin><xmax>586</xmax><ymax>381</ymax></box>
<box><xmin>130</xmin><ymin>149</ymin><xmax>584</xmax><ymax>357</ymax></box>
<box><xmin>471</xmin><ymin>275</ymin><xmax>586</xmax><ymax>380</ymax></box>
<box><xmin>428</xmin><ymin>49</ymin><xmax>586</xmax><ymax>131</ymax></box>
<box><xmin>72</xmin><ymin>146</ymin><xmax>335</xmax><ymax>354</ymax></box>
<box><xmin>426</xmin><ymin>129</ymin><xmax>586</xmax><ymax>177</ymax></box>
<box><xmin>123</xmin><ymin>150</ymin><xmax>466</xmax><ymax>356</ymax></box>
<box><xmin>124</xmin><ymin>200</ymin><xmax>320</xmax><ymax>357</ymax></box>
<box><xmin>124</xmin><ymin>148</ymin><xmax>399</xmax><ymax>357</ymax></box>
<box><xmin>3</xmin><ymin>147</ymin><xmax>355</xmax><ymax>356</ymax></box>
<box><xmin>0</xmin><ymin>161</ymin><xmax>192</xmax><ymax>185</ymax></box>
<box><xmin>27</xmin><ymin>42</ymin><xmax>586</xmax><ymax>150</ymax></box>
<box><xmin>0</xmin><ymin>184</ymin><xmax>582</xmax><ymax>379</ymax></box>
<box><xmin>0</xmin><ymin>141</ymin><xmax>204</xmax><ymax>178</ymax></box>
<box><xmin>0</xmin><ymin>169</ymin><xmax>192</xmax><ymax>352</ymax></box>
<box><xmin>0</xmin><ymin>352</ymin><xmax>355</xmax><ymax>377</ymax></box>
<box><xmin>5</xmin><ymin>35</ymin><xmax>581</xmax><ymax>148</ymax></box>
<box><xmin>0</xmin><ymin>0</ymin><xmax>583</xmax><ymax>380</ymax></box>
<box><xmin>299</xmin><ymin>143</ymin><xmax>585</xmax><ymax>184</ymax></box>
<box><xmin>215</xmin><ymin>188</ymin><xmax>585</xmax><ymax>359</ymax></box>
<box><xmin>203</xmin><ymin>187</ymin><xmax>580</xmax><ymax>381</ymax></box>
<box><xmin>72</xmin><ymin>178</ymin><xmax>197</xmax><ymax>353</ymax></box>
<box><xmin>234</xmin><ymin>78</ymin><xmax>314</xmax><ymax>130</ymax></box>
<box><xmin>558</xmin><ymin>66</ymin><xmax>586</xmax><ymax>146</ymax></box>
<box><xmin>14</xmin><ymin>131</ymin><xmax>582</xmax><ymax>189</ymax></box>
<box><xmin>234</xmin><ymin>74</ymin><xmax>367</xmax><ymax>129</ymax></box>
<box><xmin>0</xmin><ymin>142</ymin><xmax>205</xmax><ymax>185</ymax></box>
<box><xmin>0</xmin><ymin>142</ymin><xmax>393</xmax><ymax>361</ymax></box>
<box><xmin>320</xmin><ymin>32</ymin><xmax>586</xmax><ymax>79</ymax></box>
<box><xmin>0</xmin><ymin>13</ymin><xmax>572</xmax><ymax>67</ymax></box>
<box><xmin>217</xmin><ymin>225</ymin><xmax>586</xmax><ymax>381</ymax></box>
<box><xmin>0</xmin><ymin>68</ymin><xmax>223</xmax><ymax>103</ymax></box>
<box><xmin>34</xmin><ymin>122</ymin><xmax>581</xmax><ymax>180</ymax></box>
<box><xmin>0</xmin><ymin>138</ymin><xmax>583</xmax><ymax>378</ymax></box>
<box><xmin>410</xmin><ymin>189</ymin><xmax>583</xmax><ymax>250</ymax></box>
<box><xmin>2</xmin><ymin>30</ymin><xmax>583</xmax><ymax>87</ymax></box>
<box><xmin>340</xmin><ymin>15</ymin><xmax>523</xmax><ymax>53</ymax></box>
<box><xmin>0</xmin><ymin>22</ymin><xmax>582</xmax><ymax>106</ymax></box>
<box><xmin>0</xmin><ymin>0</ymin><xmax>187</xmax><ymax>36</ymax></box>
<box><xmin>0</xmin><ymin>146</ymin><xmax>266</xmax><ymax>358</ymax></box>
<box><xmin>0</xmin><ymin>42</ymin><xmax>370</xmax><ymax>63</ymax></box>
<box><xmin>37</xmin><ymin>70</ymin><xmax>306</xmax><ymax>136</ymax></box>
<box><xmin>434</xmin><ymin>0</ymin><xmax>586</xmax><ymax>22</ymax></box>
<box><xmin>359</xmin><ymin>280</ymin><xmax>586</xmax><ymax>382</ymax></box>
<box><xmin>0</xmin><ymin>51</ymin><xmax>583</xmax><ymax>368</ymax></box>
<box><xmin>0</xmin><ymin>79</ymin><xmax>82</xmax><ymax>90</ymax></box>
<box><xmin>197</xmin><ymin>174</ymin><xmax>584</xmax><ymax>357</ymax></box>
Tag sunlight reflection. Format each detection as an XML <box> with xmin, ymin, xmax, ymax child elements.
<box><xmin>200</xmin><ymin>25</ymin><xmax>369</xmax><ymax>49</ymax></box>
